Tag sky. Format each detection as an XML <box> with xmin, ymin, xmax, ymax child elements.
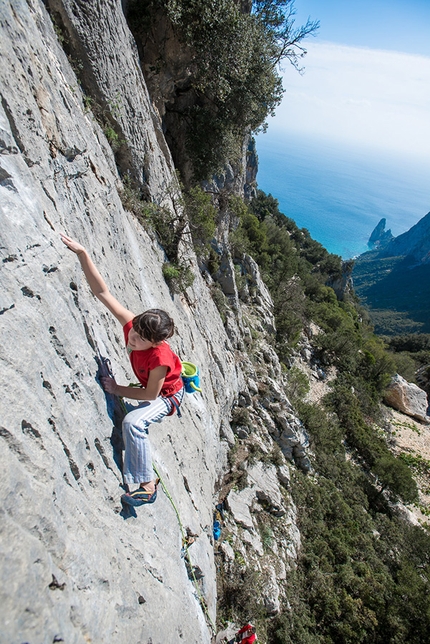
<box><xmin>262</xmin><ymin>0</ymin><xmax>430</xmax><ymax>162</ymax></box>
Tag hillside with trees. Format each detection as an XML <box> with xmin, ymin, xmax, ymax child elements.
<box><xmin>126</xmin><ymin>0</ymin><xmax>318</xmax><ymax>183</ymax></box>
<box><xmin>353</xmin><ymin>212</ymin><xmax>430</xmax><ymax>335</ymax></box>
<box><xmin>216</xmin><ymin>190</ymin><xmax>430</xmax><ymax>642</ymax></box>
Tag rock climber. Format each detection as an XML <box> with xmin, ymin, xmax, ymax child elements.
<box><xmin>230</xmin><ymin>623</ymin><xmax>257</xmax><ymax>643</ymax></box>
<box><xmin>60</xmin><ymin>234</ymin><xmax>184</xmax><ymax>507</ymax></box>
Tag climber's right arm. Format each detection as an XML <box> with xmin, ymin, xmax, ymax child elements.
<box><xmin>60</xmin><ymin>234</ymin><xmax>134</xmax><ymax>326</ymax></box>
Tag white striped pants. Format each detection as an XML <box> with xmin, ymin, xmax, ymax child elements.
<box><xmin>122</xmin><ymin>388</ymin><xmax>184</xmax><ymax>486</ymax></box>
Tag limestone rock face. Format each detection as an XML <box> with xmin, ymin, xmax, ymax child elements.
<box><xmin>0</xmin><ymin>1</ymin><xmax>241</xmax><ymax>642</ymax></box>
<box><xmin>0</xmin><ymin>1</ymin><xmax>310</xmax><ymax>640</ymax></box>
<box><xmin>262</xmin><ymin>568</ymin><xmax>281</xmax><ymax>615</ymax></box>
<box><xmin>384</xmin><ymin>375</ymin><xmax>429</xmax><ymax>423</ymax></box>
<box><xmin>202</xmin><ymin>133</ymin><xmax>258</xmax><ymax>201</ymax></box>
<box><xmin>327</xmin><ymin>260</ymin><xmax>353</xmax><ymax>302</ymax></box>
<box><xmin>45</xmin><ymin>0</ymin><xmax>176</xmax><ymax>204</ymax></box>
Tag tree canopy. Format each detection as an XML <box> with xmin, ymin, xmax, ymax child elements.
<box><xmin>128</xmin><ymin>1</ymin><xmax>318</xmax><ymax>178</ymax></box>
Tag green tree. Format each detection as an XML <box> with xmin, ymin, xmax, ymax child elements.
<box><xmin>128</xmin><ymin>1</ymin><xmax>318</xmax><ymax>178</ymax></box>
<box><xmin>184</xmin><ymin>185</ymin><xmax>217</xmax><ymax>255</ymax></box>
<box><xmin>373</xmin><ymin>455</ymin><xmax>418</xmax><ymax>504</ymax></box>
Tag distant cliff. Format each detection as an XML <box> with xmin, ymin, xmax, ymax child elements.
<box><xmin>379</xmin><ymin>211</ymin><xmax>430</xmax><ymax>265</ymax></box>
<box><xmin>353</xmin><ymin>211</ymin><xmax>430</xmax><ymax>334</ymax></box>
<box><xmin>368</xmin><ymin>217</ymin><xmax>393</xmax><ymax>250</ymax></box>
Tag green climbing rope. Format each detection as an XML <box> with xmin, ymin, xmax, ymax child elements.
<box><xmin>152</xmin><ymin>463</ymin><xmax>216</xmax><ymax>636</ymax></box>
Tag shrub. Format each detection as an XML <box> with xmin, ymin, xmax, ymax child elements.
<box><xmin>275</xmin><ymin>465</ymin><xmax>430</xmax><ymax>644</ymax></box>
<box><xmin>162</xmin><ymin>262</ymin><xmax>194</xmax><ymax>293</ymax></box>
<box><xmin>231</xmin><ymin>406</ymin><xmax>251</xmax><ymax>428</ymax></box>
<box><xmin>285</xmin><ymin>366</ymin><xmax>310</xmax><ymax>404</ymax></box>
<box><xmin>184</xmin><ymin>186</ymin><xmax>217</xmax><ymax>256</ymax></box>
<box><xmin>210</xmin><ymin>283</ymin><xmax>228</xmax><ymax>322</ymax></box>
<box><xmin>326</xmin><ymin>382</ymin><xmax>418</xmax><ymax>505</ymax></box>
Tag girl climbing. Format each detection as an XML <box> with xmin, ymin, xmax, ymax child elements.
<box><xmin>60</xmin><ymin>234</ymin><xmax>184</xmax><ymax>507</ymax></box>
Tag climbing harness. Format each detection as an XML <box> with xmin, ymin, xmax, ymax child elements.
<box><xmin>112</xmin><ymin>360</ymin><xmax>203</xmax><ymax>419</ymax></box>
<box><xmin>165</xmin><ymin>392</ymin><xmax>183</xmax><ymax>418</ymax></box>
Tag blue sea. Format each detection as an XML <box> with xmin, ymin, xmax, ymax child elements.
<box><xmin>255</xmin><ymin>131</ymin><xmax>430</xmax><ymax>259</ymax></box>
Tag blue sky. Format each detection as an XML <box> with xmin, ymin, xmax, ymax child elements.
<box><xmin>293</xmin><ymin>0</ymin><xmax>430</xmax><ymax>57</ymax></box>
<box><xmin>262</xmin><ymin>0</ymin><xmax>430</xmax><ymax>161</ymax></box>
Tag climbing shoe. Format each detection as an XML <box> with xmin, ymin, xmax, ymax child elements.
<box><xmin>121</xmin><ymin>481</ymin><xmax>158</xmax><ymax>507</ymax></box>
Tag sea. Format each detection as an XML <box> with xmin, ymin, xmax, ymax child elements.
<box><xmin>254</xmin><ymin>131</ymin><xmax>430</xmax><ymax>259</ymax></box>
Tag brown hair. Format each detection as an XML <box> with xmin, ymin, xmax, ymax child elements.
<box><xmin>132</xmin><ymin>309</ymin><xmax>175</xmax><ymax>343</ymax></box>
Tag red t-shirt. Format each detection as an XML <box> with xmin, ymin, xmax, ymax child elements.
<box><xmin>123</xmin><ymin>321</ymin><xmax>183</xmax><ymax>397</ymax></box>
<box><xmin>236</xmin><ymin>624</ymin><xmax>257</xmax><ymax>643</ymax></box>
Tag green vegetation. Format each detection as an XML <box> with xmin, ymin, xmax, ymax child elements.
<box><xmin>103</xmin><ymin>125</ymin><xmax>124</xmax><ymax>151</ymax></box>
<box><xmin>162</xmin><ymin>262</ymin><xmax>195</xmax><ymax>293</ymax></box>
<box><xmin>399</xmin><ymin>452</ymin><xmax>430</xmax><ymax>477</ymax></box>
<box><xmin>353</xmin><ymin>251</ymin><xmax>430</xmax><ymax>335</ymax></box>
<box><xmin>231</xmin><ymin>406</ymin><xmax>252</xmax><ymax>428</ymax></box>
<box><xmin>229</xmin><ymin>191</ymin><xmax>419</xmax><ymax>506</ymax></box>
<box><xmin>219</xmin><ymin>567</ymin><xmax>265</xmax><ymax>625</ymax></box>
<box><xmin>210</xmin><ymin>283</ymin><xmax>228</xmax><ymax>322</ymax></box>
<box><xmin>285</xmin><ymin>366</ymin><xmax>310</xmax><ymax>404</ymax></box>
<box><xmin>229</xmin><ymin>190</ymin><xmax>343</xmax><ymax>354</ymax></box>
<box><xmin>384</xmin><ymin>333</ymin><xmax>430</xmax><ymax>389</ymax></box>
<box><xmin>388</xmin><ymin>334</ymin><xmax>430</xmax><ymax>353</ymax></box>
<box><xmin>127</xmin><ymin>0</ymin><xmax>318</xmax><ymax>179</ymax></box>
<box><xmin>184</xmin><ymin>185</ymin><xmax>218</xmax><ymax>255</ymax></box>
<box><xmin>270</xmin><ymin>469</ymin><xmax>430</xmax><ymax>644</ymax></box>
<box><xmin>120</xmin><ymin>178</ymin><xmax>218</xmax><ymax>293</ymax></box>
<box><xmin>218</xmin><ymin>190</ymin><xmax>430</xmax><ymax>642</ymax></box>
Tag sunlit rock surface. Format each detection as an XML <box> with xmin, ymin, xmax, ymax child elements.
<box><xmin>384</xmin><ymin>374</ymin><xmax>429</xmax><ymax>424</ymax></box>
<box><xmin>0</xmin><ymin>2</ymin><xmax>237</xmax><ymax>641</ymax></box>
<box><xmin>0</xmin><ymin>1</ymin><xmax>309</xmax><ymax>641</ymax></box>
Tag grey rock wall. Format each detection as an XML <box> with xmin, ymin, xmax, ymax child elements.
<box><xmin>0</xmin><ymin>2</ymin><xmax>240</xmax><ymax>642</ymax></box>
<box><xmin>45</xmin><ymin>0</ymin><xmax>176</xmax><ymax>204</ymax></box>
<box><xmin>0</xmin><ymin>1</ymin><xmax>310</xmax><ymax>641</ymax></box>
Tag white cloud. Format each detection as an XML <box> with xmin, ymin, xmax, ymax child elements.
<box><xmin>272</xmin><ymin>42</ymin><xmax>430</xmax><ymax>160</ymax></box>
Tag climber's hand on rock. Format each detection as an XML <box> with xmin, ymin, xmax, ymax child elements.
<box><xmin>60</xmin><ymin>233</ymin><xmax>86</xmax><ymax>255</ymax></box>
<box><xmin>101</xmin><ymin>376</ymin><xmax>119</xmax><ymax>395</ymax></box>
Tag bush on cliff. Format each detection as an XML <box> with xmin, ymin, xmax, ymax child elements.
<box><xmin>121</xmin><ymin>179</ymin><xmax>216</xmax><ymax>292</ymax></box>
<box><xmin>270</xmin><ymin>466</ymin><xmax>430</xmax><ymax>644</ymax></box>
<box><xmin>385</xmin><ymin>333</ymin><xmax>430</xmax><ymax>386</ymax></box>
<box><xmin>229</xmin><ymin>190</ymin><xmax>343</xmax><ymax>351</ymax></box>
